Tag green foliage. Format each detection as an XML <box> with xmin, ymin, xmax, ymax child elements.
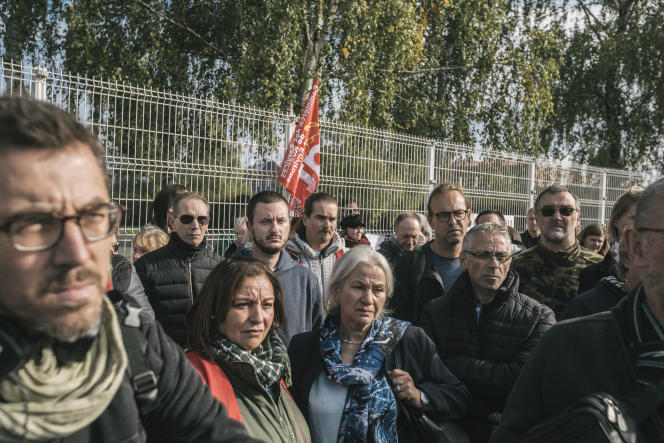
<box><xmin>1</xmin><ymin>0</ymin><xmax>658</xmax><ymax>171</ymax></box>
<box><xmin>544</xmin><ymin>0</ymin><xmax>664</xmax><ymax>170</ymax></box>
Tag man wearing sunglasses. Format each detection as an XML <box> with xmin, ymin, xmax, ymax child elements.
<box><xmin>510</xmin><ymin>185</ymin><xmax>603</xmax><ymax>317</ymax></box>
<box><xmin>494</xmin><ymin>181</ymin><xmax>663</xmax><ymax>442</ymax></box>
<box><xmin>390</xmin><ymin>183</ymin><xmax>472</xmax><ymax>324</ymax></box>
<box><xmin>0</xmin><ymin>97</ymin><xmax>257</xmax><ymax>442</ymax></box>
<box><xmin>422</xmin><ymin>223</ymin><xmax>554</xmax><ymax>442</ymax></box>
<box><xmin>135</xmin><ymin>192</ymin><xmax>221</xmax><ymax>347</ymax></box>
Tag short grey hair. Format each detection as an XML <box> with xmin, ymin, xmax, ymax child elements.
<box><xmin>634</xmin><ymin>178</ymin><xmax>664</xmax><ymax>230</ymax></box>
<box><xmin>328</xmin><ymin>245</ymin><xmax>394</xmax><ymax>301</ymax></box>
<box><xmin>462</xmin><ymin>223</ymin><xmax>511</xmax><ymax>251</ymax></box>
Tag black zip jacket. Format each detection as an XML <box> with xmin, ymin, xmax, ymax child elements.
<box><xmin>390</xmin><ymin>242</ymin><xmax>446</xmax><ymax>325</ymax></box>
<box><xmin>135</xmin><ymin>233</ymin><xmax>221</xmax><ymax>346</ymax></box>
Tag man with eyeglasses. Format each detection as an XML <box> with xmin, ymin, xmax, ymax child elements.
<box><xmin>135</xmin><ymin>191</ymin><xmax>220</xmax><ymax>346</ymax></box>
<box><xmin>422</xmin><ymin>223</ymin><xmax>554</xmax><ymax>442</ymax></box>
<box><xmin>510</xmin><ymin>185</ymin><xmax>603</xmax><ymax>317</ymax></box>
<box><xmin>0</xmin><ymin>97</ymin><xmax>257</xmax><ymax>442</ymax></box>
<box><xmin>493</xmin><ymin>178</ymin><xmax>664</xmax><ymax>442</ymax></box>
<box><xmin>390</xmin><ymin>183</ymin><xmax>471</xmax><ymax>324</ymax></box>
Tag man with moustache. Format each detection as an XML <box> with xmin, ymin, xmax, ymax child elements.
<box><xmin>286</xmin><ymin>192</ymin><xmax>346</xmax><ymax>310</ymax></box>
<box><xmin>0</xmin><ymin>97</ymin><xmax>257</xmax><ymax>442</ymax></box>
<box><xmin>511</xmin><ymin>185</ymin><xmax>603</xmax><ymax>317</ymax></box>
<box><xmin>493</xmin><ymin>179</ymin><xmax>664</xmax><ymax>443</ymax></box>
<box><xmin>135</xmin><ymin>192</ymin><xmax>221</xmax><ymax>346</ymax></box>
<box><xmin>422</xmin><ymin>224</ymin><xmax>554</xmax><ymax>442</ymax></box>
<box><xmin>390</xmin><ymin>183</ymin><xmax>472</xmax><ymax>324</ymax></box>
<box><xmin>234</xmin><ymin>191</ymin><xmax>323</xmax><ymax>346</ymax></box>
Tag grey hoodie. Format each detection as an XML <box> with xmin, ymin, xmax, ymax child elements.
<box><xmin>235</xmin><ymin>245</ymin><xmax>324</xmax><ymax>347</ymax></box>
<box><xmin>285</xmin><ymin>232</ymin><xmax>346</xmax><ymax>310</ymax></box>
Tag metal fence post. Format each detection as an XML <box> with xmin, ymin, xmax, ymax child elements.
<box><xmin>529</xmin><ymin>160</ymin><xmax>537</xmax><ymax>209</ymax></box>
<box><xmin>280</xmin><ymin>114</ymin><xmax>297</xmax><ymax>204</ymax></box>
<box><xmin>599</xmin><ymin>171</ymin><xmax>607</xmax><ymax>225</ymax></box>
<box><xmin>426</xmin><ymin>143</ymin><xmax>436</xmax><ymax>195</ymax></box>
<box><xmin>34</xmin><ymin>67</ymin><xmax>48</xmax><ymax>101</ymax></box>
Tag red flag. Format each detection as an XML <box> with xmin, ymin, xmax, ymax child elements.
<box><xmin>277</xmin><ymin>79</ymin><xmax>320</xmax><ymax>215</ymax></box>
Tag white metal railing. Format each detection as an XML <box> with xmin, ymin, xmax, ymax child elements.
<box><xmin>0</xmin><ymin>60</ymin><xmax>650</xmax><ymax>255</ymax></box>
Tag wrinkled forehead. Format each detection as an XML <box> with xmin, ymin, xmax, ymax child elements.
<box><xmin>468</xmin><ymin>231</ymin><xmax>511</xmax><ymax>252</ymax></box>
<box><xmin>311</xmin><ymin>201</ymin><xmax>338</xmax><ymax>217</ymax></box>
<box><xmin>175</xmin><ymin>197</ymin><xmax>209</xmax><ymax>215</ymax></box>
<box><xmin>0</xmin><ymin>144</ymin><xmax>109</xmax><ymax>215</ymax></box>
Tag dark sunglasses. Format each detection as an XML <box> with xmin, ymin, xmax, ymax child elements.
<box><xmin>179</xmin><ymin>214</ymin><xmax>210</xmax><ymax>225</ymax></box>
<box><xmin>539</xmin><ymin>206</ymin><xmax>576</xmax><ymax>217</ymax></box>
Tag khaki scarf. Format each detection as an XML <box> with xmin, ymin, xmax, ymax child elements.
<box><xmin>0</xmin><ymin>297</ymin><xmax>128</xmax><ymax>441</ymax></box>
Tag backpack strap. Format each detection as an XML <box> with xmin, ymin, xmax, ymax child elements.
<box><xmin>114</xmin><ymin>294</ymin><xmax>160</xmax><ymax>417</ymax></box>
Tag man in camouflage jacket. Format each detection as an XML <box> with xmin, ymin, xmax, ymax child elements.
<box><xmin>511</xmin><ymin>185</ymin><xmax>603</xmax><ymax>317</ymax></box>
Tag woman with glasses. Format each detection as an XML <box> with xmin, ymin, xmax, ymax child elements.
<box><xmin>186</xmin><ymin>257</ymin><xmax>311</xmax><ymax>443</ymax></box>
<box><xmin>134</xmin><ymin>192</ymin><xmax>222</xmax><ymax>346</ymax></box>
<box><xmin>288</xmin><ymin>246</ymin><xmax>471</xmax><ymax>443</ymax></box>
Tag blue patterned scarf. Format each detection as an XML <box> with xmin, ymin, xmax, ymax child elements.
<box><xmin>319</xmin><ymin>315</ymin><xmax>410</xmax><ymax>442</ymax></box>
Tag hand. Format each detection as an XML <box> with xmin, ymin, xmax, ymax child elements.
<box><xmin>387</xmin><ymin>368</ymin><xmax>422</xmax><ymax>409</ymax></box>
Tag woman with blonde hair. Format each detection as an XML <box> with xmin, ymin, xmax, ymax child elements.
<box><xmin>288</xmin><ymin>246</ymin><xmax>470</xmax><ymax>442</ymax></box>
<box><xmin>132</xmin><ymin>224</ymin><xmax>169</xmax><ymax>262</ymax></box>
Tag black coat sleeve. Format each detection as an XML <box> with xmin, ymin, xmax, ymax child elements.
<box><xmin>288</xmin><ymin>330</ymin><xmax>323</xmax><ymax>418</ymax></box>
<box><xmin>387</xmin><ymin>326</ymin><xmax>472</xmax><ymax>421</ymax></box>
<box><xmin>139</xmin><ymin>320</ymin><xmax>261</xmax><ymax>442</ymax></box>
<box><xmin>390</xmin><ymin>253</ymin><xmax>417</xmax><ymax>323</ymax></box>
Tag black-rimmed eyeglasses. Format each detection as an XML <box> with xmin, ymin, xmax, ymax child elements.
<box><xmin>463</xmin><ymin>250</ymin><xmax>512</xmax><ymax>263</ymax></box>
<box><xmin>179</xmin><ymin>214</ymin><xmax>210</xmax><ymax>226</ymax></box>
<box><xmin>0</xmin><ymin>202</ymin><xmax>123</xmax><ymax>252</ymax></box>
<box><xmin>433</xmin><ymin>209</ymin><xmax>469</xmax><ymax>223</ymax></box>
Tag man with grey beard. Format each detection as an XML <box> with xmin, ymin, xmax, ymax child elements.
<box><xmin>510</xmin><ymin>185</ymin><xmax>603</xmax><ymax>317</ymax></box>
<box><xmin>0</xmin><ymin>97</ymin><xmax>258</xmax><ymax>442</ymax></box>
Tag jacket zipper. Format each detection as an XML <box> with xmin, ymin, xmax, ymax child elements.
<box><xmin>319</xmin><ymin>256</ymin><xmax>326</xmax><ymax>310</ymax></box>
<box><xmin>188</xmin><ymin>258</ymin><xmax>193</xmax><ymax>306</ymax></box>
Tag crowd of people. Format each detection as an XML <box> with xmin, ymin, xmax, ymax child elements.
<box><xmin>0</xmin><ymin>95</ymin><xmax>662</xmax><ymax>442</ymax></box>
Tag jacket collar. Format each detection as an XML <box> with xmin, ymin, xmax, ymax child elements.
<box><xmin>289</xmin><ymin>231</ymin><xmax>345</xmax><ymax>259</ymax></box>
<box><xmin>234</xmin><ymin>244</ymin><xmax>297</xmax><ymax>273</ymax></box>
<box><xmin>167</xmin><ymin>232</ymin><xmax>208</xmax><ymax>258</ymax></box>
<box><xmin>448</xmin><ymin>269</ymin><xmax>520</xmax><ymax>311</ymax></box>
<box><xmin>535</xmin><ymin>240</ymin><xmax>582</xmax><ymax>265</ymax></box>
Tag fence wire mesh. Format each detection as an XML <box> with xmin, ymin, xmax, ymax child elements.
<box><xmin>0</xmin><ymin>60</ymin><xmax>650</xmax><ymax>255</ymax></box>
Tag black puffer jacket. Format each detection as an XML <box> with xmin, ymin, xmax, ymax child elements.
<box><xmin>377</xmin><ymin>236</ymin><xmax>403</xmax><ymax>269</ymax></box>
<box><xmin>390</xmin><ymin>242</ymin><xmax>446</xmax><ymax>325</ymax></box>
<box><xmin>421</xmin><ymin>271</ymin><xmax>555</xmax><ymax>416</ymax></box>
<box><xmin>135</xmin><ymin>233</ymin><xmax>221</xmax><ymax>346</ymax></box>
